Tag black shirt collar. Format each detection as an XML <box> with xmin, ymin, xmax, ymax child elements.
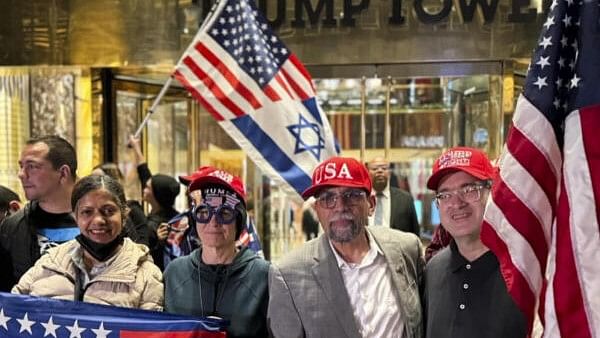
<box><xmin>449</xmin><ymin>240</ymin><xmax>499</xmax><ymax>274</ymax></box>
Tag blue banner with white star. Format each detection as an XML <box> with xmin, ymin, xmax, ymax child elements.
<box><xmin>173</xmin><ymin>0</ymin><xmax>339</xmax><ymax>198</ymax></box>
<box><xmin>0</xmin><ymin>292</ymin><xmax>226</xmax><ymax>338</ymax></box>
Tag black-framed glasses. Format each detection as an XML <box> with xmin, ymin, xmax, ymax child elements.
<box><xmin>435</xmin><ymin>181</ymin><xmax>491</xmax><ymax>206</ymax></box>
<box><xmin>192</xmin><ymin>204</ymin><xmax>238</xmax><ymax>224</ymax></box>
<box><xmin>316</xmin><ymin>189</ymin><xmax>367</xmax><ymax>209</ymax></box>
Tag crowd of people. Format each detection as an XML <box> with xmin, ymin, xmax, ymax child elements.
<box><xmin>0</xmin><ymin>134</ymin><xmax>526</xmax><ymax>337</ymax></box>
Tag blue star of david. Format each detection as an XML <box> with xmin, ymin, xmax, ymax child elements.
<box><xmin>287</xmin><ymin>114</ymin><xmax>325</xmax><ymax>160</ymax></box>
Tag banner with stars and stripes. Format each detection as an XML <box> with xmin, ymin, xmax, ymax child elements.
<box><xmin>173</xmin><ymin>0</ymin><xmax>339</xmax><ymax>199</ymax></box>
<box><xmin>0</xmin><ymin>292</ymin><xmax>226</xmax><ymax>337</ymax></box>
<box><xmin>481</xmin><ymin>0</ymin><xmax>600</xmax><ymax>336</ymax></box>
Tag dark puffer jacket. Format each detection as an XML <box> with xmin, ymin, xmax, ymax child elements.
<box><xmin>164</xmin><ymin>246</ymin><xmax>269</xmax><ymax>338</ymax></box>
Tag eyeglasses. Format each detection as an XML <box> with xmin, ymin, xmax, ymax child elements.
<box><xmin>192</xmin><ymin>204</ymin><xmax>238</xmax><ymax>224</ymax></box>
<box><xmin>435</xmin><ymin>181</ymin><xmax>491</xmax><ymax>206</ymax></box>
<box><xmin>316</xmin><ymin>189</ymin><xmax>367</xmax><ymax>209</ymax></box>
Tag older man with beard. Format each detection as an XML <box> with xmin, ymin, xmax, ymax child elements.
<box><xmin>268</xmin><ymin>157</ymin><xmax>424</xmax><ymax>338</ymax></box>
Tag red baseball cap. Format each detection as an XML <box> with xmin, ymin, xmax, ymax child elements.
<box><xmin>179</xmin><ymin>167</ymin><xmax>203</xmax><ymax>185</ymax></box>
<box><xmin>301</xmin><ymin>157</ymin><xmax>372</xmax><ymax>199</ymax></box>
<box><xmin>187</xmin><ymin>166</ymin><xmax>247</xmax><ymax>204</ymax></box>
<box><xmin>427</xmin><ymin>147</ymin><xmax>496</xmax><ymax>190</ymax></box>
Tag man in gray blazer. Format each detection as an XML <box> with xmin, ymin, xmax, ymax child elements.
<box><xmin>268</xmin><ymin>156</ymin><xmax>424</xmax><ymax>338</ymax></box>
<box><xmin>367</xmin><ymin>157</ymin><xmax>420</xmax><ymax>236</ymax></box>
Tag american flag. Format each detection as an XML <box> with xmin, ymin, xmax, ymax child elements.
<box><xmin>235</xmin><ymin>215</ymin><xmax>264</xmax><ymax>257</ymax></box>
<box><xmin>481</xmin><ymin>0</ymin><xmax>600</xmax><ymax>336</ymax></box>
<box><xmin>0</xmin><ymin>292</ymin><xmax>226</xmax><ymax>338</ymax></box>
<box><xmin>173</xmin><ymin>0</ymin><xmax>339</xmax><ymax>198</ymax></box>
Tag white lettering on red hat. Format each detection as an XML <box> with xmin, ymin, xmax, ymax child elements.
<box><xmin>314</xmin><ymin>162</ymin><xmax>354</xmax><ymax>184</ymax></box>
<box><xmin>439</xmin><ymin>150</ymin><xmax>472</xmax><ymax>169</ymax></box>
<box><xmin>208</xmin><ymin>170</ymin><xmax>234</xmax><ymax>183</ymax></box>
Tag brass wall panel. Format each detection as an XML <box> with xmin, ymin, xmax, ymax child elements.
<box><xmin>0</xmin><ymin>0</ymin><xmax>543</xmax><ymax>67</ymax></box>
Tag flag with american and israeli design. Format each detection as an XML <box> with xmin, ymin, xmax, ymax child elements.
<box><xmin>173</xmin><ymin>0</ymin><xmax>339</xmax><ymax>198</ymax></box>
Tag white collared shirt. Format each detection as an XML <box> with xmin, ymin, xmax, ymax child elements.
<box><xmin>369</xmin><ymin>185</ymin><xmax>391</xmax><ymax>227</ymax></box>
<box><xmin>329</xmin><ymin>231</ymin><xmax>404</xmax><ymax>338</ymax></box>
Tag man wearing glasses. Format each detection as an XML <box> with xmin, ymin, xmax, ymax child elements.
<box><xmin>423</xmin><ymin>147</ymin><xmax>526</xmax><ymax>338</ymax></box>
<box><xmin>268</xmin><ymin>157</ymin><xmax>424</xmax><ymax>338</ymax></box>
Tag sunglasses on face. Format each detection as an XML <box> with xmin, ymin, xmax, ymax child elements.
<box><xmin>192</xmin><ymin>203</ymin><xmax>238</xmax><ymax>224</ymax></box>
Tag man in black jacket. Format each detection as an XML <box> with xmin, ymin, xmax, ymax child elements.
<box><xmin>367</xmin><ymin>157</ymin><xmax>420</xmax><ymax>237</ymax></box>
<box><xmin>0</xmin><ymin>135</ymin><xmax>78</xmax><ymax>291</ymax></box>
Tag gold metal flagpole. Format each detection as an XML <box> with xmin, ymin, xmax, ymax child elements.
<box><xmin>360</xmin><ymin>76</ymin><xmax>366</xmax><ymax>162</ymax></box>
<box><xmin>384</xmin><ymin>76</ymin><xmax>392</xmax><ymax>161</ymax></box>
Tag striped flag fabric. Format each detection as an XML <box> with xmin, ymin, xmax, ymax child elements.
<box><xmin>0</xmin><ymin>292</ymin><xmax>226</xmax><ymax>337</ymax></box>
<box><xmin>173</xmin><ymin>0</ymin><xmax>339</xmax><ymax>198</ymax></box>
<box><xmin>235</xmin><ymin>215</ymin><xmax>264</xmax><ymax>257</ymax></box>
<box><xmin>481</xmin><ymin>0</ymin><xmax>600</xmax><ymax>336</ymax></box>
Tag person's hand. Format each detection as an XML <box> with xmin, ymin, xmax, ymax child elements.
<box><xmin>128</xmin><ymin>135</ymin><xmax>145</xmax><ymax>163</ymax></box>
<box><xmin>157</xmin><ymin>223</ymin><xmax>169</xmax><ymax>242</ymax></box>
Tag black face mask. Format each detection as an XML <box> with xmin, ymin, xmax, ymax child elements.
<box><xmin>75</xmin><ymin>234</ymin><xmax>124</xmax><ymax>262</ymax></box>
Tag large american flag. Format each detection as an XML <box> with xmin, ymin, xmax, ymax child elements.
<box><xmin>0</xmin><ymin>292</ymin><xmax>226</xmax><ymax>337</ymax></box>
<box><xmin>173</xmin><ymin>0</ymin><xmax>338</xmax><ymax>198</ymax></box>
<box><xmin>481</xmin><ymin>0</ymin><xmax>600</xmax><ymax>336</ymax></box>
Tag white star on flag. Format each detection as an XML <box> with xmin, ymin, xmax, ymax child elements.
<box><xmin>537</xmin><ymin>56</ymin><xmax>551</xmax><ymax>69</ymax></box>
<box><xmin>570</xmin><ymin>74</ymin><xmax>581</xmax><ymax>88</ymax></box>
<box><xmin>92</xmin><ymin>322</ymin><xmax>112</xmax><ymax>338</ymax></box>
<box><xmin>67</xmin><ymin>320</ymin><xmax>86</xmax><ymax>338</ymax></box>
<box><xmin>539</xmin><ymin>36</ymin><xmax>553</xmax><ymax>49</ymax></box>
<box><xmin>534</xmin><ymin>76</ymin><xmax>548</xmax><ymax>89</ymax></box>
<box><xmin>544</xmin><ymin>16</ymin><xmax>555</xmax><ymax>29</ymax></box>
<box><xmin>41</xmin><ymin>316</ymin><xmax>60</xmax><ymax>338</ymax></box>
<box><xmin>0</xmin><ymin>308</ymin><xmax>11</xmax><ymax>330</ymax></box>
<box><xmin>17</xmin><ymin>312</ymin><xmax>35</xmax><ymax>334</ymax></box>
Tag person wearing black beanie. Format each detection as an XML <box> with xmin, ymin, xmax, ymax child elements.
<box><xmin>129</xmin><ymin>136</ymin><xmax>181</xmax><ymax>271</ymax></box>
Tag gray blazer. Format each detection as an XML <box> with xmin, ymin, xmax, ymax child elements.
<box><xmin>268</xmin><ymin>226</ymin><xmax>424</xmax><ymax>338</ymax></box>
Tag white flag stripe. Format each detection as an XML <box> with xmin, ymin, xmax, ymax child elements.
<box><xmin>513</xmin><ymin>95</ymin><xmax>562</xmax><ymax>179</ymax></box>
<box><xmin>218</xmin><ymin>118</ymin><xmax>313</xmax><ymax>197</ymax></box>
<box><xmin>176</xmin><ymin>65</ymin><xmax>239</xmax><ymax>121</ymax></box>
<box><xmin>184</xmin><ymin>45</ymin><xmax>258</xmax><ymax>115</ymax></box>
<box><xmin>484</xmin><ymin>200</ymin><xmax>544</xmax><ymax>298</ymax></box>
<box><xmin>499</xmin><ymin>150</ymin><xmax>553</xmax><ymax>245</ymax></box>
<box><xmin>281</xmin><ymin>61</ymin><xmax>315</xmax><ymax>97</ymax></box>
<box><xmin>563</xmin><ymin>111</ymin><xmax>600</xmax><ymax>337</ymax></box>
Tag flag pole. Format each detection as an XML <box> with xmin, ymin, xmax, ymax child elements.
<box><xmin>384</xmin><ymin>76</ymin><xmax>392</xmax><ymax>161</ymax></box>
<box><xmin>132</xmin><ymin>77</ymin><xmax>174</xmax><ymax>138</ymax></box>
<box><xmin>360</xmin><ymin>76</ymin><xmax>366</xmax><ymax>162</ymax></box>
<box><xmin>132</xmin><ymin>0</ymin><xmax>224</xmax><ymax>139</ymax></box>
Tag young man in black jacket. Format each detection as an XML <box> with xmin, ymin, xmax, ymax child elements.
<box><xmin>0</xmin><ymin>135</ymin><xmax>78</xmax><ymax>291</ymax></box>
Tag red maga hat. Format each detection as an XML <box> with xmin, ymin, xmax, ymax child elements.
<box><xmin>187</xmin><ymin>166</ymin><xmax>247</xmax><ymax>204</ymax></box>
<box><xmin>427</xmin><ymin>147</ymin><xmax>496</xmax><ymax>190</ymax></box>
<box><xmin>301</xmin><ymin>157</ymin><xmax>372</xmax><ymax>199</ymax></box>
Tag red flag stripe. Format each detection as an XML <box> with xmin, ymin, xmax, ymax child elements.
<box><xmin>552</xmin><ymin>107</ymin><xmax>600</xmax><ymax>337</ymax></box>
<box><xmin>279</xmin><ymin>63</ymin><xmax>310</xmax><ymax>100</ymax></box>
<box><xmin>554</xmin><ymin>179</ymin><xmax>591</xmax><ymax>338</ymax></box>
<box><xmin>273</xmin><ymin>72</ymin><xmax>295</xmax><ymax>100</ymax></box>
<box><xmin>173</xmin><ymin>70</ymin><xmax>224</xmax><ymax>121</ymax></box>
<box><xmin>262</xmin><ymin>83</ymin><xmax>282</xmax><ymax>101</ymax></box>
<box><xmin>182</xmin><ymin>56</ymin><xmax>246</xmax><ymax>117</ymax></box>
<box><xmin>484</xmin><ymin>197</ymin><xmax>545</xmax><ymax>300</ymax></box>
<box><xmin>488</xmin><ymin>178</ymin><xmax>550</xmax><ymax>273</ymax></box>
<box><xmin>287</xmin><ymin>54</ymin><xmax>316</xmax><ymax>95</ymax></box>
<box><xmin>481</xmin><ymin>220</ymin><xmax>537</xmax><ymax>333</ymax></box>
<box><xmin>195</xmin><ymin>42</ymin><xmax>263</xmax><ymax>110</ymax></box>
<box><xmin>512</xmin><ymin>96</ymin><xmax>562</xmax><ymax>178</ymax></box>
<box><xmin>175</xmin><ymin>63</ymin><xmax>239</xmax><ymax>121</ymax></box>
<box><xmin>580</xmin><ymin>105</ymin><xmax>600</xmax><ymax>238</ymax></box>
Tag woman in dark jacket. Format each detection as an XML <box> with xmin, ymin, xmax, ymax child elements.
<box><xmin>163</xmin><ymin>166</ymin><xmax>269</xmax><ymax>338</ymax></box>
